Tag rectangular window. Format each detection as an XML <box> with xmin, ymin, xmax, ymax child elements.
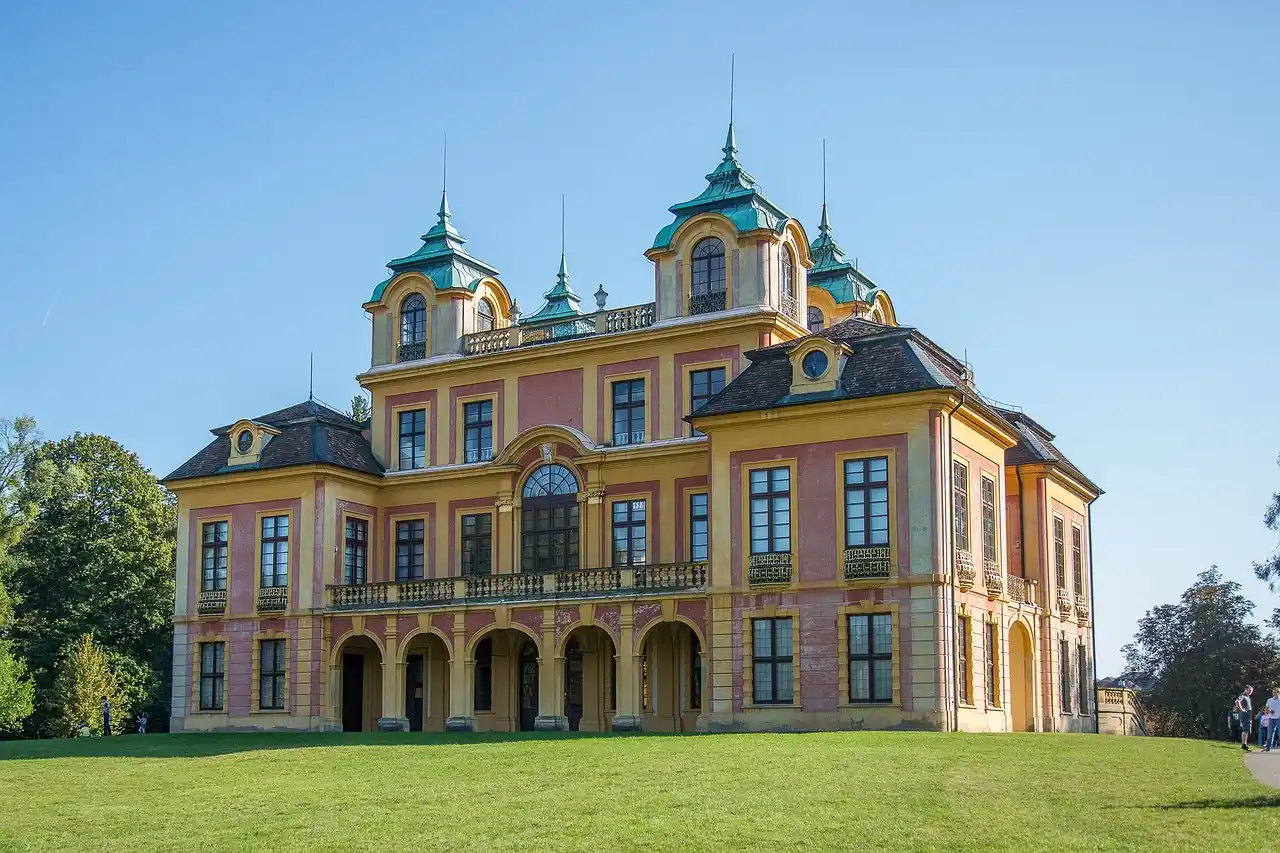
<box><xmin>1077</xmin><ymin>644</ymin><xmax>1090</xmax><ymax>714</ymax></box>
<box><xmin>689</xmin><ymin>367</ymin><xmax>726</xmax><ymax>436</ymax></box>
<box><xmin>201</xmin><ymin>521</ymin><xmax>228</xmax><ymax>592</ymax></box>
<box><xmin>198</xmin><ymin>642</ymin><xmax>225</xmax><ymax>711</ymax></box>
<box><xmin>1053</xmin><ymin>516</ymin><xmax>1066</xmax><ymax>589</ymax></box>
<box><xmin>259</xmin><ymin>515</ymin><xmax>289</xmax><ymax>588</ymax></box>
<box><xmin>463</xmin><ymin>400</ymin><xmax>494</xmax><ymax>463</ymax></box>
<box><xmin>985</xmin><ymin>622</ymin><xmax>998</xmax><ymax>706</ymax></box>
<box><xmin>689</xmin><ymin>492</ymin><xmax>709</xmax><ymax>562</ymax></box>
<box><xmin>611</xmin><ymin>500</ymin><xmax>647</xmax><ymax>567</ymax></box>
<box><xmin>1060</xmin><ymin>639</ymin><xmax>1073</xmax><ymax>712</ymax></box>
<box><xmin>957</xmin><ymin>615</ymin><xmax>971</xmax><ymax>704</ymax></box>
<box><xmin>396</xmin><ymin>519</ymin><xmax>425</xmax><ymax>581</ymax></box>
<box><xmin>461</xmin><ymin>513</ymin><xmax>492</xmax><ymax>576</ymax></box>
<box><xmin>343</xmin><ymin>518</ymin><xmax>367</xmax><ymax>585</ymax></box>
<box><xmin>611</xmin><ymin>379</ymin><xmax>646</xmax><ymax>445</ymax></box>
<box><xmin>520</xmin><ymin>502</ymin><xmax>579</xmax><ymax>572</ymax></box>
<box><xmin>981</xmin><ymin>476</ymin><xmax>997</xmax><ymax>564</ymax></box>
<box><xmin>844</xmin><ymin>457</ymin><xmax>889</xmax><ymax>547</ymax></box>
<box><xmin>398</xmin><ymin>409</ymin><xmax>427</xmax><ymax>470</ymax></box>
<box><xmin>1071</xmin><ymin>525</ymin><xmax>1083</xmax><ymax>593</ymax></box>
<box><xmin>259</xmin><ymin>639</ymin><xmax>286</xmax><ymax>711</ymax></box>
<box><xmin>752</xmin><ymin>618</ymin><xmax>794</xmax><ymax>704</ymax></box>
<box><xmin>952</xmin><ymin>461</ymin><xmax>970</xmax><ymax>552</ymax></box>
<box><xmin>849</xmin><ymin>613</ymin><xmax>894</xmax><ymax>703</ymax></box>
<box><xmin>749</xmin><ymin>467</ymin><xmax>791</xmax><ymax>555</ymax></box>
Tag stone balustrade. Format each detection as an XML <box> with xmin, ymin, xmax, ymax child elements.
<box><xmin>983</xmin><ymin>559</ymin><xmax>1003</xmax><ymax>599</ymax></box>
<box><xmin>1056</xmin><ymin>587</ymin><xmax>1074</xmax><ymax>616</ymax></box>
<box><xmin>1074</xmin><ymin>593</ymin><xmax>1090</xmax><ymax>622</ymax></box>
<box><xmin>1007</xmin><ymin>574</ymin><xmax>1036</xmax><ymax>607</ymax></box>
<box><xmin>955</xmin><ymin>549</ymin><xmax>976</xmax><ymax>590</ymax></box>
<box><xmin>461</xmin><ymin>302</ymin><xmax>657</xmax><ymax>356</ymax></box>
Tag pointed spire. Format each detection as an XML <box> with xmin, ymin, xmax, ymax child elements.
<box><xmin>525</xmin><ymin>195</ymin><xmax>584</xmax><ymax>322</ymax></box>
<box><xmin>438</xmin><ymin>134</ymin><xmax>451</xmax><ymax>222</ymax></box>
<box><xmin>722</xmin><ymin>54</ymin><xmax>738</xmax><ymax>165</ymax></box>
<box><xmin>557</xmin><ymin>194</ymin><xmax>569</xmax><ymax>285</ymax></box>
<box><xmin>819</xmin><ymin>138</ymin><xmax>831</xmax><ymax>237</ymax></box>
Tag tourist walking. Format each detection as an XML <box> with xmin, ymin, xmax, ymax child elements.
<box><xmin>1234</xmin><ymin>686</ymin><xmax>1254</xmax><ymax>751</ymax></box>
<box><xmin>102</xmin><ymin>696</ymin><xmax>112</xmax><ymax>737</ymax></box>
<box><xmin>136</xmin><ymin>711</ymin><xmax>149</xmax><ymax>735</ymax></box>
<box><xmin>1266</xmin><ymin>686</ymin><xmax>1280</xmax><ymax>752</ymax></box>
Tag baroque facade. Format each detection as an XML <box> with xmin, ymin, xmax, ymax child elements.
<box><xmin>165</xmin><ymin>124</ymin><xmax>1101</xmax><ymax>734</ymax></box>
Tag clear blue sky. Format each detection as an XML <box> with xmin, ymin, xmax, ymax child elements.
<box><xmin>2</xmin><ymin>2</ymin><xmax>1277</xmax><ymax>675</ymax></box>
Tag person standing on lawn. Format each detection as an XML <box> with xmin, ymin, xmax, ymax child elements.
<box><xmin>101</xmin><ymin>696</ymin><xmax>112</xmax><ymax>737</ymax></box>
<box><xmin>1258</xmin><ymin>707</ymin><xmax>1270</xmax><ymax>752</ymax></box>
<box><xmin>1234</xmin><ymin>686</ymin><xmax>1254</xmax><ymax>751</ymax></box>
<box><xmin>1266</xmin><ymin>687</ymin><xmax>1280</xmax><ymax>752</ymax></box>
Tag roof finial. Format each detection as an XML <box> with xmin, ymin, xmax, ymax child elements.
<box><xmin>723</xmin><ymin>54</ymin><xmax>738</xmax><ymax>162</ymax></box>
<box><xmin>558</xmin><ymin>194</ymin><xmax>569</xmax><ymax>283</ymax></box>
<box><xmin>820</xmin><ymin>138</ymin><xmax>831</xmax><ymax>235</ymax></box>
<box><xmin>438</xmin><ymin>135</ymin><xmax>451</xmax><ymax>222</ymax></box>
<box><xmin>308</xmin><ymin>352</ymin><xmax>314</xmax><ymax>402</ymax></box>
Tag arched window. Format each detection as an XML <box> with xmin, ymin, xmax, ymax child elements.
<box><xmin>780</xmin><ymin>246</ymin><xmax>794</xmax><ymax>299</ymax></box>
<box><xmin>690</xmin><ymin>238</ymin><xmax>726</xmax><ymax>314</ymax></box>
<box><xmin>521</xmin><ymin>463</ymin><xmax>580</xmax><ymax>571</ymax></box>
<box><xmin>476</xmin><ymin>298</ymin><xmax>495</xmax><ymax>333</ymax></box>
<box><xmin>807</xmin><ymin>306</ymin><xmax>825</xmax><ymax>333</ymax></box>
<box><xmin>398</xmin><ymin>294</ymin><xmax>428</xmax><ymax>362</ymax></box>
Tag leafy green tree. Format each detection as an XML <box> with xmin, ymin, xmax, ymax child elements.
<box><xmin>1122</xmin><ymin>567</ymin><xmax>1280</xmax><ymax>739</ymax></box>
<box><xmin>0</xmin><ymin>415</ymin><xmax>41</xmax><ymax>731</ymax></box>
<box><xmin>0</xmin><ymin>645</ymin><xmax>35</xmax><ymax>731</ymax></box>
<box><xmin>348</xmin><ymin>394</ymin><xmax>371</xmax><ymax>423</ymax></box>
<box><xmin>9</xmin><ymin>434</ymin><xmax>175</xmax><ymax>734</ymax></box>
<box><xmin>1253</xmin><ymin>454</ymin><xmax>1280</xmax><ymax>630</ymax></box>
<box><xmin>50</xmin><ymin>634</ymin><xmax>127</xmax><ymax>737</ymax></box>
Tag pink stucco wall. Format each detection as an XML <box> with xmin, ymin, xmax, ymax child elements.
<box><xmin>448</xmin><ymin>379</ymin><xmax>504</xmax><ymax>463</ymax></box>
<box><xmin>383</xmin><ymin>389</ymin><xmax>438</xmax><ymax>467</ymax></box>
<box><xmin>187</xmin><ymin>498</ymin><xmax>301</xmax><ymax>616</ymax></box>
<box><xmin>673</xmin><ymin>345</ymin><xmax>741</xmax><ymax>436</ymax></box>
<box><xmin>380</xmin><ymin>502</ymin><xmax>436</xmax><ymax>580</ymax></box>
<box><xmin>518</xmin><ymin>369</ymin><xmax>583</xmax><ymax>433</ymax></box>
<box><xmin>596</xmin><ymin>357</ymin><xmax>660</xmax><ymax>442</ymax></box>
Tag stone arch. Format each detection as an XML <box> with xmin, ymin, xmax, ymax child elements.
<box><xmin>328</xmin><ymin>629</ymin><xmax>386</xmax><ymax>667</ymax></box>
<box><xmin>634</xmin><ymin>614</ymin><xmax>706</xmax><ymax>656</ymax></box>
<box><xmin>555</xmin><ymin>620</ymin><xmax>621</xmax><ymax>657</ymax></box>
<box><xmin>1008</xmin><ymin>618</ymin><xmax>1035</xmax><ymax>732</ymax></box>
<box><xmin>491</xmin><ymin>424</ymin><xmax>596</xmax><ymax>468</ymax></box>
<box><xmin>779</xmin><ymin>218</ymin><xmax>813</xmax><ymax>267</ymax></box>
<box><xmin>397</xmin><ymin>626</ymin><xmax>454</xmax><ymax>664</ymax></box>
<box><xmin>465</xmin><ymin>621</ymin><xmax>542</xmax><ymax>659</ymax></box>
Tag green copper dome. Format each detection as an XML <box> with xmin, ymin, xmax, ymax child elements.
<box><xmin>807</xmin><ymin>200</ymin><xmax>875</xmax><ymax>305</ymax></box>
<box><xmin>650</xmin><ymin>124</ymin><xmax>792</xmax><ymax>252</ymax></box>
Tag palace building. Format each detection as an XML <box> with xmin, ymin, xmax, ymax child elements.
<box><xmin>164</xmin><ymin>123</ymin><xmax>1101</xmax><ymax>735</ymax></box>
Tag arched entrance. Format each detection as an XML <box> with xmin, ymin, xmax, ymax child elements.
<box><xmin>1009</xmin><ymin>621</ymin><xmax>1034</xmax><ymax>732</ymax></box>
<box><xmin>334</xmin><ymin>634</ymin><xmax>383</xmax><ymax>732</ymax></box>
<box><xmin>470</xmin><ymin>629</ymin><xmax>541</xmax><ymax>732</ymax></box>
<box><xmin>401</xmin><ymin>632</ymin><xmax>450</xmax><ymax>732</ymax></box>
<box><xmin>520</xmin><ymin>464</ymin><xmax>580</xmax><ymax>572</ymax></box>
<box><xmin>561</xmin><ymin>625</ymin><xmax>617</xmax><ymax>732</ymax></box>
<box><xmin>640</xmin><ymin>621</ymin><xmax>703</xmax><ymax>732</ymax></box>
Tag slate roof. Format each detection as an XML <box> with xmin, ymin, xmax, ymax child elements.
<box><xmin>993</xmin><ymin>408</ymin><xmax>1102</xmax><ymax>495</ymax></box>
<box><xmin>165</xmin><ymin>400</ymin><xmax>382</xmax><ymax>482</ymax></box>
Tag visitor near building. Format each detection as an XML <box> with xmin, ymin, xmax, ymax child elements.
<box><xmin>1265</xmin><ymin>687</ymin><xmax>1280</xmax><ymax>752</ymax></box>
<box><xmin>101</xmin><ymin>696</ymin><xmax>112</xmax><ymax>737</ymax></box>
<box><xmin>1234</xmin><ymin>686</ymin><xmax>1254</xmax><ymax>751</ymax></box>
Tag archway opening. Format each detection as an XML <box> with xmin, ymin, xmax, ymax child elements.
<box><xmin>561</xmin><ymin>625</ymin><xmax>617</xmax><ymax>732</ymax></box>
<box><xmin>640</xmin><ymin>621</ymin><xmax>703</xmax><ymax>733</ymax></box>
<box><xmin>335</xmin><ymin>635</ymin><xmax>383</xmax><ymax>732</ymax></box>
<box><xmin>470</xmin><ymin>629</ymin><xmax>541</xmax><ymax>733</ymax></box>
<box><xmin>1009</xmin><ymin>621</ymin><xmax>1034</xmax><ymax>733</ymax></box>
<box><xmin>401</xmin><ymin>633</ymin><xmax>451</xmax><ymax>732</ymax></box>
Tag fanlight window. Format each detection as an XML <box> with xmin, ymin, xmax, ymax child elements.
<box><xmin>807</xmin><ymin>306</ymin><xmax>825</xmax><ymax>333</ymax></box>
<box><xmin>691</xmin><ymin>238</ymin><xmax>726</xmax><ymax>295</ymax></box>
<box><xmin>476</xmin><ymin>298</ymin><xmax>495</xmax><ymax>333</ymax></box>
<box><xmin>400</xmin><ymin>294</ymin><xmax>427</xmax><ymax>344</ymax></box>
<box><xmin>780</xmin><ymin>247</ymin><xmax>794</xmax><ymax>298</ymax></box>
<box><xmin>522</xmin><ymin>464</ymin><xmax>579</xmax><ymax>498</ymax></box>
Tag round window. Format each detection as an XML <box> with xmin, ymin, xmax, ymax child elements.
<box><xmin>236</xmin><ymin>430</ymin><xmax>253</xmax><ymax>453</ymax></box>
<box><xmin>802</xmin><ymin>349</ymin><xmax>829</xmax><ymax>380</ymax></box>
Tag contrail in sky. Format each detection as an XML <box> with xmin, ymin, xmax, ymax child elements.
<box><xmin>41</xmin><ymin>293</ymin><xmax>57</xmax><ymax>328</ymax></box>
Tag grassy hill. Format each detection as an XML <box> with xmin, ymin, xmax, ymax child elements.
<box><xmin>0</xmin><ymin>731</ymin><xmax>1275</xmax><ymax>852</ymax></box>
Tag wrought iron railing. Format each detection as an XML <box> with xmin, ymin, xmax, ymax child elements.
<box><xmin>397</xmin><ymin>341</ymin><xmax>427</xmax><ymax>362</ymax></box>
<box><xmin>1007</xmin><ymin>574</ymin><xmax>1035</xmax><ymax>606</ymax></box>
<box><xmin>197</xmin><ymin>589</ymin><xmax>227</xmax><ymax>616</ymax></box>
<box><xmin>955</xmin><ymin>549</ymin><xmax>976</xmax><ymax>590</ymax></box>
<box><xmin>256</xmin><ymin>586</ymin><xmax>288</xmax><ymax>613</ymax></box>
<box><xmin>983</xmin><ymin>559</ymin><xmax>1003</xmax><ymax>599</ymax></box>
<box><xmin>325</xmin><ymin>561</ymin><xmax>709</xmax><ymax>610</ymax></box>
<box><xmin>460</xmin><ymin>302</ymin><xmax>658</xmax><ymax>356</ymax></box>
<box><xmin>844</xmin><ymin>546</ymin><xmax>891</xmax><ymax>580</ymax></box>
<box><xmin>747</xmin><ymin>552</ymin><xmax>792</xmax><ymax>585</ymax></box>
<box><xmin>689</xmin><ymin>290</ymin><xmax>726</xmax><ymax>315</ymax></box>
<box><xmin>780</xmin><ymin>294</ymin><xmax>800</xmax><ymax>323</ymax></box>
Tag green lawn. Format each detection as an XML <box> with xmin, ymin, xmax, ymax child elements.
<box><xmin>0</xmin><ymin>731</ymin><xmax>1275</xmax><ymax>852</ymax></box>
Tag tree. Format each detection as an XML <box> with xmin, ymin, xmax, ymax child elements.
<box><xmin>50</xmin><ymin>634</ymin><xmax>127</xmax><ymax>737</ymax></box>
<box><xmin>0</xmin><ymin>415</ymin><xmax>41</xmax><ymax>732</ymax></box>
<box><xmin>9</xmin><ymin>434</ymin><xmax>175</xmax><ymax>734</ymax></box>
<box><xmin>348</xmin><ymin>394</ymin><xmax>370</xmax><ymax>423</ymax></box>
<box><xmin>1122</xmin><ymin>567</ymin><xmax>1280</xmax><ymax>739</ymax></box>
<box><xmin>1253</xmin><ymin>454</ymin><xmax>1280</xmax><ymax>629</ymax></box>
<box><xmin>0</xmin><ymin>648</ymin><xmax>35</xmax><ymax>731</ymax></box>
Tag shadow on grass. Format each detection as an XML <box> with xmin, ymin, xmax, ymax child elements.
<box><xmin>1155</xmin><ymin>795</ymin><xmax>1280</xmax><ymax>810</ymax></box>
<box><xmin>0</xmin><ymin>729</ymin><xmax>678</xmax><ymax>761</ymax></box>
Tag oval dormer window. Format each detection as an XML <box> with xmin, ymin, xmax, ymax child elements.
<box><xmin>236</xmin><ymin>430</ymin><xmax>253</xmax><ymax>453</ymax></box>
<box><xmin>802</xmin><ymin>349</ymin><xmax>829</xmax><ymax>380</ymax></box>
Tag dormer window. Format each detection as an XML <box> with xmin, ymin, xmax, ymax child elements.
<box><xmin>788</xmin><ymin>339</ymin><xmax>845</xmax><ymax>397</ymax></box>
<box><xmin>399</xmin><ymin>294</ymin><xmax>427</xmax><ymax>362</ymax></box>
<box><xmin>226</xmin><ymin>419</ymin><xmax>279</xmax><ymax>467</ymax></box>
<box><xmin>476</xmin><ymin>298</ymin><xmax>495</xmax><ymax>333</ymax></box>
<box><xmin>801</xmin><ymin>349</ymin><xmax>829</xmax><ymax>380</ymax></box>
<box><xmin>236</xmin><ymin>429</ymin><xmax>253</xmax><ymax>453</ymax></box>
<box><xmin>690</xmin><ymin>238</ymin><xmax>726</xmax><ymax>315</ymax></box>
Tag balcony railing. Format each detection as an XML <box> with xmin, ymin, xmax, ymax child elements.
<box><xmin>955</xmin><ymin>549</ymin><xmax>976</xmax><ymax>590</ymax></box>
<box><xmin>689</xmin><ymin>290</ymin><xmax>726</xmax><ymax>315</ymax></box>
<box><xmin>460</xmin><ymin>303</ymin><xmax>656</xmax><ymax>356</ymax></box>
<box><xmin>1075</xmin><ymin>593</ymin><xmax>1090</xmax><ymax>622</ymax></box>
<box><xmin>397</xmin><ymin>341</ymin><xmax>427</xmax><ymax>363</ymax></box>
<box><xmin>1056</xmin><ymin>587</ymin><xmax>1074</xmax><ymax>617</ymax></box>
<box><xmin>844</xmin><ymin>546</ymin><xmax>891</xmax><ymax>581</ymax></box>
<box><xmin>983</xmin><ymin>559</ymin><xmax>1003</xmax><ymax>599</ymax></box>
<box><xmin>464</xmin><ymin>447</ymin><xmax>494</xmax><ymax>463</ymax></box>
<box><xmin>197</xmin><ymin>589</ymin><xmax>227</xmax><ymax>617</ymax></box>
<box><xmin>325</xmin><ymin>562</ymin><xmax>707</xmax><ymax>610</ymax></box>
<box><xmin>257</xmin><ymin>586</ymin><xmax>288</xmax><ymax>613</ymax></box>
<box><xmin>613</xmin><ymin>431</ymin><xmax>646</xmax><ymax>447</ymax></box>
<box><xmin>1007</xmin><ymin>574</ymin><xmax>1036</xmax><ymax>607</ymax></box>
<box><xmin>747</xmin><ymin>552</ymin><xmax>793</xmax><ymax>585</ymax></box>
<box><xmin>780</xmin><ymin>294</ymin><xmax>800</xmax><ymax>323</ymax></box>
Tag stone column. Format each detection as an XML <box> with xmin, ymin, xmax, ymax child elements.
<box><xmin>445</xmin><ymin>618</ymin><xmax>474</xmax><ymax>731</ymax></box>
<box><xmin>612</xmin><ymin>603</ymin><xmax>644</xmax><ymax>731</ymax></box>
<box><xmin>378</xmin><ymin>626</ymin><xmax>408</xmax><ymax>731</ymax></box>
<box><xmin>534</xmin><ymin>609</ymin><xmax>567</xmax><ymax>730</ymax></box>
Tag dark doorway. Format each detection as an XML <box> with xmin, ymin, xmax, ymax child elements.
<box><xmin>405</xmin><ymin>654</ymin><xmax>424</xmax><ymax>732</ymax></box>
<box><xmin>564</xmin><ymin>639</ymin><xmax>584</xmax><ymax>731</ymax></box>
<box><xmin>519</xmin><ymin>641</ymin><xmax>539</xmax><ymax>731</ymax></box>
<box><xmin>342</xmin><ymin>653</ymin><xmax>364</xmax><ymax>732</ymax></box>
